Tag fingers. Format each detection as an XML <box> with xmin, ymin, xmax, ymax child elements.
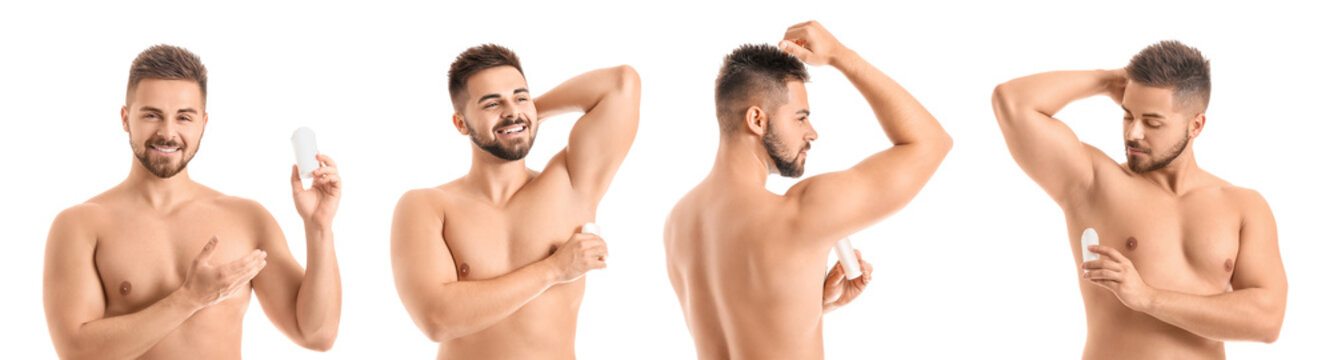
<box><xmin>221</xmin><ymin>249</ymin><xmax>268</xmax><ymax>274</ymax></box>
<box><xmin>1081</xmin><ymin>259</ymin><xmax>1123</xmax><ymax>272</ymax></box>
<box><xmin>1089</xmin><ymin>245</ymin><xmax>1131</xmax><ymax>264</ymax></box>
<box><xmin>315</xmin><ymin>154</ymin><xmax>338</xmax><ymax>169</ymax></box>
<box><xmin>1083</xmin><ymin>268</ymin><xmax>1123</xmax><ymax>282</ymax></box>
<box><xmin>779</xmin><ymin>40</ymin><xmax>814</xmax><ymax>62</ymax></box>
<box><xmin>194</xmin><ymin>236</ymin><xmax>220</xmax><ymax>265</ymax></box>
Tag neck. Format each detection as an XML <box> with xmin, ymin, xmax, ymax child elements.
<box><xmin>464</xmin><ymin>147</ymin><xmax>533</xmax><ymax>204</ymax></box>
<box><xmin>124</xmin><ymin>159</ymin><xmax>196</xmax><ymax>211</ymax></box>
<box><xmin>1141</xmin><ymin>146</ymin><xmax>1200</xmax><ymax>195</ymax></box>
<box><xmin>710</xmin><ymin>134</ymin><xmax>771</xmax><ymax>188</ymax></box>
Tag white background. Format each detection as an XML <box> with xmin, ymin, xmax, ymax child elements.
<box><xmin>2</xmin><ymin>0</ymin><xmax>1329</xmax><ymax>358</ymax></box>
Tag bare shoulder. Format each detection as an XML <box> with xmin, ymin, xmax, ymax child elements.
<box><xmin>209</xmin><ymin>191</ymin><xmax>277</xmax><ymax>221</ymax></box>
<box><xmin>50</xmin><ymin>201</ymin><xmax>110</xmax><ymax>236</ymax></box>
<box><xmin>395</xmin><ymin>184</ymin><xmax>453</xmax><ymax>217</ymax></box>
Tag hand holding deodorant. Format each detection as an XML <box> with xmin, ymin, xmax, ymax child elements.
<box><xmin>834</xmin><ymin>238</ymin><xmax>862</xmax><ymax>280</ymax></box>
<box><xmin>1081</xmin><ymin>228</ymin><xmax>1100</xmax><ymax>262</ymax></box>
<box><xmin>292</xmin><ymin>127</ymin><xmax>319</xmax><ymax>179</ymax></box>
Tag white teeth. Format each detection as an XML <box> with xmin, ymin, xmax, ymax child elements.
<box><xmin>153</xmin><ymin>146</ymin><xmax>179</xmax><ymax>153</ymax></box>
<box><xmin>500</xmin><ymin>126</ymin><xmax>524</xmax><ymax>134</ymax></box>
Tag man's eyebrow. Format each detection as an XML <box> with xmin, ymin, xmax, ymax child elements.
<box><xmin>796</xmin><ymin>109</ymin><xmax>810</xmax><ymax>116</ymax></box>
<box><xmin>477</xmin><ymin>94</ymin><xmax>501</xmax><ymax>104</ymax></box>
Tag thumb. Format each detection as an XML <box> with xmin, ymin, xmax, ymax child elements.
<box><xmin>779</xmin><ymin>40</ymin><xmax>814</xmax><ymax>62</ymax></box>
<box><xmin>290</xmin><ymin>165</ymin><xmax>304</xmax><ymax>192</ymax></box>
<box><xmin>195</xmin><ymin>236</ymin><xmax>219</xmax><ymax>265</ymax></box>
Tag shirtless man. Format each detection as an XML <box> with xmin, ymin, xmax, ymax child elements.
<box><xmin>991</xmin><ymin>41</ymin><xmax>1286</xmax><ymax>359</ymax></box>
<box><xmin>665</xmin><ymin>21</ymin><xmax>952</xmax><ymax>359</ymax></box>
<box><xmin>42</xmin><ymin>45</ymin><xmax>343</xmax><ymax>359</ymax></box>
<box><xmin>390</xmin><ymin>44</ymin><xmax>639</xmax><ymax>359</ymax></box>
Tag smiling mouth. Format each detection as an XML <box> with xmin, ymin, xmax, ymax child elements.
<box><xmin>151</xmin><ymin>144</ymin><xmax>181</xmax><ymax>154</ymax></box>
<box><xmin>495</xmin><ymin>124</ymin><xmax>527</xmax><ymax>136</ymax></box>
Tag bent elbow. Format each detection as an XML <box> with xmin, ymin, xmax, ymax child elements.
<box><xmin>991</xmin><ymin>82</ymin><xmax>1019</xmax><ymax>122</ymax></box>
<box><xmin>611</xmin><ymin>64</ymin><xmax>641</xmax><ymax>99</ymax></box>
<box><xmin>297</xmin><ymin>333</ymin><xmax>337</xmax><ymax>352</ymax></box>
<box><xmin>1258</xmin><ymin>319</ymin><xmax>1283</xmax><ymax>344</ymax></box>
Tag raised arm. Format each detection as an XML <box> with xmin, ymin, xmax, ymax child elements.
<box><xmin>992</xmin><ymin>68</ymin><xmax>1126</xmax><ymax>203</ymax></box>
<box><xmin>535</xmin><ymin>65</ymin><xmax>641</xmax><ymax>203</ymax></box>
<box><xmin>43</xmin><ymin>206</ymin><xmax>265</xmax><ymax>359</ymax></box>
<box><xmin>779</xmin><ymin>21</ymin><xmax>953</xmax><ymax>242</ymax></box>
<box><xmin>1084</xmin><ymin>191</ymin><xmax>1286</xmax><ymax>342</ymax></box>
<box><xmin>390</xmin><ymin>189</ymin><xmax>606</xmax><ymax>342</ymax></box>
<box><xmin>249</xmin><ymin>155</ymin><xmax>345</xmax><ymax>351</ymax></box>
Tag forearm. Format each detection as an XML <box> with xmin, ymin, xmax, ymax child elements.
<box><xmin>57</xmin><ymin>291</ymin><xmax>199</xmax><ymax>359</ymax></box>
<box><xmin>994</xmin><ymin>69</ymin><xmax>1121</xmax><ymax>118</ymax></box>
<box><xmin>535</xmin><ymin>65</ymin><xmax>635</xmax><ymax>120</ymax></box>
<box><xmin>1140</xmin><ymin>287</ymin><xmax>1285</xmax><ymax>343</ymax></box>
<box><xmin>832</xmin><ymin>48</ymin><xmax>949</xmax><ymax>149</ymax></box>
<box><xmin>421</xmin><ymin>259</ymin><xmax>560</xmax><ymax>341</ymax></box>
<box><xmin>293</xmin><ymin>224</ymin><xmax>341</xmax><ymax>349</ymax></box>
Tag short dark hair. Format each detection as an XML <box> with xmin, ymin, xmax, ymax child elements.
<box><xmin>1127</xmin><ymin>40</ymin><xmax>1211</xmax><ymax>112</ymax></box>
<box><xmin>715</xmin><ymin>44</ymin><xmax>809</xmax><ymax>133</ymax></box>
<box><xmin>127</xmin><ymin>44</ymin><xmax>208</xmax><ymax>104</ymax></box>
<box><xmin>448</xmin><ymin>44</ymin><xmax>523</xmax><ymax>111</ymax></box>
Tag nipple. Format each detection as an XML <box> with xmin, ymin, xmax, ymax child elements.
<box><xmin>1126</xmin><ymin>236</ymin><xmax>1138</xmax><ymax>251</ymax></box>
<box><xmin>1224</xmin><ymin>258</ymin><xmax>1234</xmax><ymax>272</ymax></box>
<box><xmin>458</xmin><ymin>263</ymin><xmax>470</xmax><ymax>278</ymax></box>
<box><xmin>119</xmin><ymin>281</ymin><xmax>132</xmax><ymax>296</ymax></box>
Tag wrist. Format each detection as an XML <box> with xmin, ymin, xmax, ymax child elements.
<box><xmin>829</xmin><ymin>45</ymin><xmax>858</xmax><ymax>71</ymax></box>
<box><xmin>168</xmin><ymin>287</ymin><xmax>204</xmax><ymax>313</ymax></box>
<box><xmin>303</xmin><ymin>221</ymin><xmax>333</xmax><ymax>238</ymax></box>
<box><xmin>1132</xmin><ymin>286</ymin><xmax>1161</xmax><ymax>313</ymax></box>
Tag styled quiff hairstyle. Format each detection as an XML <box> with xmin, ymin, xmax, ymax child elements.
<box><xmin>127</xmin><ymin>44</ymin><xmax>208</xmax><ymax>104</ymax></box>
<box><xmin>714</xmin><ymin>44</ymin><xmax>810</xmax><ymax>134</ymax></box>
<box><xmin>1127</xmin><ymin>40</ymin><xmax>1211</xmax><ymax>112</ymax></box>
<box><xmin>448</xmin><ymin>44</ymin><xmax>524</xmax><ymax>111</ymax></box>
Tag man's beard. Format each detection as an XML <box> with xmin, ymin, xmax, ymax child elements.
<box><xmin>1127</xmin><ymin>131</ymin><xmax>1189</xmax><ymax>173</ymax></box>
<box><xmin>467</xmin><ymin>117</ymin><xmax>535</xmax><ymax>161</ymax></box>
<box><xmin>132</xmin><ymin>135</ymin><xmax>195</xmax><ymax>178</ymax></box>
<box><xmin>763</xmin><ymin>127</ymin><xmax>808</xmax><ymax>178</ymax></box>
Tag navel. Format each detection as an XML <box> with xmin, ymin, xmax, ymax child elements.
<box><xmin>119</xmin><ymin>281</ymin><xmax>132</xmax><ymax>296</ymax></box>
<box><xmin>1224</xmin><ymin>258</ymin><xmax>1234</xmax><ymax>272</ymax></box>
<box><xmin>1125</xmin><ymin>236</ymin><xmax>1138</xmax><ymax>251</ymax></box>
<box><xmin>458</xmin><ymin>263</ymin><xmax>470</xmax><ymax>279</ymax></box>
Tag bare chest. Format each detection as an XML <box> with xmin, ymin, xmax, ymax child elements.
<box><xmin>93</xmin><ymin>209</ymin><xmax>259</xmax><ymax>315</ymax></box>
<box><xmin>441</xmin><ymin>188</ymin><xmax>593</xmax><ymax>281</ymax></box>
<box><xmin>1073</xmin><ymin>182</ymin><xmax>1241</xmax><ymax>292</ymax></box>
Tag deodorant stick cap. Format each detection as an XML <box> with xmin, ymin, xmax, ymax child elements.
<box><xmin>580</xmin><ymin>222</ymin><xmax>600</xmax><ymax>236</ymax></box>
<box><xmin>1081</xmin><ymin>228</ymin><xmax>1100</xmax><ymax>262</ymax></box>
<box><xmin>291</xmin><ymin>127</ymin><xmax>319</xmax><ymax>179</ymax></box>
<box><xmin>834</xmin><ymin>238</ymin><xmax>862</xmax><ymax>280</ymax></box>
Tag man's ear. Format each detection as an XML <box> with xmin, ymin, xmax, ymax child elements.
<box><xmin>744</xmin><ymin>105</ymin><xmax>767</xmax><ymax>137</ymax></box>
<box><xmin>1189</xmin><ymin>112</ymin><xmax>1206</xmax><ymax>139</ymax></box>
<box><xmin>121</xmin><ymin>105</ymin><xmax>130</xmax><ymax>132</ymax></box>
<box><xmin>453</xmin><ymin>113</ymin><xmax>469</xmax><ymax>135</ymax></box>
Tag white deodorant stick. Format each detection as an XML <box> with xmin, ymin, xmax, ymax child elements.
<box><xmin>291</xmin><ymin>127</ymin><xmax>319</xmax><ymax>179</ymax></box>
<box><xmin>834</xmin><ymin>238</ymin><xmax>862</xmax><ymax>280</ymax></box>
<box><xmin>1081</xmin><ymin>227</ymin><xmax>1100</xmax><ymax>262</ymax></box>
<box><xmin>581</xmin><ymin>222</ymin><xmax>600</xmax><ymax>236</ymax></box>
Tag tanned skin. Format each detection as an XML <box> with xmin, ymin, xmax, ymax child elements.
<box><xmin>391</xmin><ymin>64</ymin><xmax>640</xmax><ymax>359</ymax></box>
<box><xmin>993</xmin><ymin>68</ymin><xmax>1286</xmax><ymax>359</ymax></box>
<box><xmin>665</xmin><ymin>21</ymin><xmax>952</xmax><ymax>359</ymax></box>
<box><xmin>43</xmin><ymin>78</ymin><xmax>343</xmax><ymax>359</ymax></box>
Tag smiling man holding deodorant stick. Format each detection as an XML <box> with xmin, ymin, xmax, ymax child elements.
<box><xmin>664</xmin><ymin>21</ymin><xmax>952</xmax><ymax>359</ymax></box>
<box><xmin>390</xmin><ymin>44</ymin><xmax>640</xmax><ymax>359</ymax></box>
<box><xmin>42</xmin><ymin>44</ymin><xmax>344</xmax><ymax>359</ymax></box>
